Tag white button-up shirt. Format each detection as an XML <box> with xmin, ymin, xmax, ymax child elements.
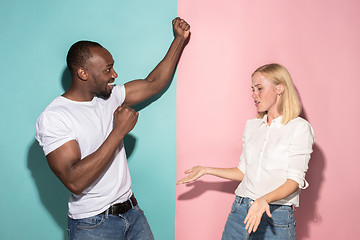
<box><xmin>235</xmin><ymin>115</ymin><xmax>315</xmax><ymax>207</ymax></box>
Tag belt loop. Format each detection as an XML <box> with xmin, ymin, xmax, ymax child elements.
<box><xmin>129</xmin><ymin>196</ymin><xmax>134</xmax><ymax>209</ymax></box>
<box><xmin>238</xmin><ymin>196</ymin><xmax>244</xmax><ymax>205</ymax></box>
<box><xmin>105</xmin><ymin>208</ymin><xmax>109</xmax><ymax>218</ymax></box>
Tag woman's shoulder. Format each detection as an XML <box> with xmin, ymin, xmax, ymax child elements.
<box><xmin>245</xmin><ymin>117</ymin><xmax>263</xmax><ymax>126</ymax></box>
<box><xmin>287</xmin><ymin>117</ymin><xmax>315</xmax><ymax>137</ymax></box>
<box><xmin>288</xmin><ymin>116</ymin><xmax>312</xmax><ymax>127</ymax></box>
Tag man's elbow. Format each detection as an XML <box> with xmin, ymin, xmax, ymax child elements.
<box><xmin>50</xmin><ymin>168</ymin><xmax>85</xmax><ymax>195</ymax></box>
<box><xmin>67</xmin><ymin>183</ymin><xmax>85</xmax><ymax>195</ymax></box>
<box><xmin>59</xmin><ymin>175</ymin><xmax>86</xmax><ymax>195</ymax></box>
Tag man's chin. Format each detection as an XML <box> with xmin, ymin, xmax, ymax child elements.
<box><xmin>96</xmin><ymin>91</ymin><xmax>111</xmax><ymax>100</ymax></box>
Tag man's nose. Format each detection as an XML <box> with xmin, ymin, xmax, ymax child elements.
<box><xmin>112</xmin><ymin>69</ymin><xmax>118</xmax><ymax>78</ymax></box>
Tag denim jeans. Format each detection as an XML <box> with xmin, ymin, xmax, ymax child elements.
<box><xmin>222</xmin><ymin>196</ymin><xmax>296</xmax><ymax>240</ymax></box>
<box><xmin>67</xmin><ymin>205</ymin><xmax>154</xmax><ymax>240</ymax></box>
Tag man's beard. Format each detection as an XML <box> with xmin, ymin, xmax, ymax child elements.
<box><xmin>95</xmin><ymin>79</ymin><xmax>113</xmax><ymax>99</ymax></box>
<box><xmin>96</xmin><ymin>88</ymin><xmax>111</xmax><ymax>100</ymax></box>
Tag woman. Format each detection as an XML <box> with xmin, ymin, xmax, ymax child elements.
<box><xmin>177</xmin><ymin>63</ymin><xmax>314</xmax><ymax>239</ymax></box>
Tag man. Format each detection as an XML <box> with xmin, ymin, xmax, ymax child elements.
<box><xmin>36</xmin><ymin>17</ymin><xmax>190</xmax><ymax>239</ymax></box>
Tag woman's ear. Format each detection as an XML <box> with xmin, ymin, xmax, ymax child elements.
<box><xmin>277</xmin><ymin>83</ymin><xmax>285</xmax><ymax>95</ymax></box>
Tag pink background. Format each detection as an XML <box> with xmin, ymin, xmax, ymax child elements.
<box><xmin>176</xmin><ymin>1</ymin><xmax>360</xmax><ymax>239</ymax></box>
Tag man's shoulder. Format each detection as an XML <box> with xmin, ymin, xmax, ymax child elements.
<box><xmin>43</xmin><ymin>95</ymin><xmax>69</xmax><ymax>108</ymax></box>
<box><xmin>37</xmin><ymin>96</ymin><xmax>74</xmax><ymax>123</ymax></box>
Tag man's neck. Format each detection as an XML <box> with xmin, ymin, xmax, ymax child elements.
<box><xmin>62</xmin><ymin>88</ymin><xmax>95</xmax><ymax>102</ymax></box>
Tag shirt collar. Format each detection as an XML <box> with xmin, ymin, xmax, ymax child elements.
<box><xmin>259</xmin><ymin>115</ymin><xmax>283</xmax><ymax>128</ymax></box>
<box><xmin>259</xmin><ymin>115</ymin><xmax>268</xmax><ymax>126</ymax></box>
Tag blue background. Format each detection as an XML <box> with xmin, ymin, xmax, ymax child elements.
<box><xmin>0</xmin><ymin>0</ymin><xmax>177</xmax><ymax>239</ymax></box>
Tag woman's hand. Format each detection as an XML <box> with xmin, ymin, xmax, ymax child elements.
<box><xmin>176</xmin><ymin>166</ymin><xmax>207</xmax><ymax>184</ymax></box>
<box><xmin>244</xmin><ymin>197</ymin><xmax>272</xmax><ymax>233</ymax></box>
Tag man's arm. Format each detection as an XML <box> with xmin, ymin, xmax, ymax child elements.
<box><xmin>123</xmin><ymin>17</ymin><xmax>190</xmax><ymax>107</ymax></box>
<box><xmin>46</xmin><ymin>106</ymin><xmax>138</xmax><ymax>195</ymax></box>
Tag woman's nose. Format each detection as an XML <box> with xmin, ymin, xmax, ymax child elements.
<box><xmin>252</xmin><ymin>91</ymin><xmax>257</xmax><ymax>99</ymax></box>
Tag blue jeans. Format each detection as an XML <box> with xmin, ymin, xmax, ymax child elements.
<box><xmin>222</xmin><ymin>196</ymin><xmax>296</xmax><ymax>240</ymax></box>
<box><xmin>67</xmin><ymin>205</ymin><xmax>154</xmax><ymax>240</ymax></box>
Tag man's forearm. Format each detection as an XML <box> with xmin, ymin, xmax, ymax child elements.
<box><xmin>122</xmin><ymin>17</ymin><xmax>190</xmax><ymax>107</ymax></box>
<box><xmin>66</xmin><ymin>106</ymin><xmax>138</xmax><ymax>194</ymax></box>
<box><xmin>145</xmin><ymin>35</ymin><xmax>187</xmax><ymax>93</ymax></box>
<box><xmin>62</xmin><ymin>131</ymin><xmax>124</xmax><ymax>195</ymax></box>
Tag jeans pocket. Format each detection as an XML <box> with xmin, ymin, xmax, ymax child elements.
<box><xmin>265</xmin><ymin>216</ymin><xmax>289</xmax><ymax>228</ymax></box>
<box><xmin>134</xmin><ymin>205</ymin><xmax>144</xmax><ymax>214</ymax></box>
<box><xmin>265</xmin><ymin>207</ymin><xmax>294</xmax><ymax>228</ymax></box>
<box><xmin>75</xmin><ymin>214</ymin><xmax>105</xmax><ymax>230</ymax></box>
<box><xmin>230</xmin><ymin>200</ymin><xmax>237</xmax><ymax>213</ymax></box>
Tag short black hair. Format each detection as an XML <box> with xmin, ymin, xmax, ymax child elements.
<box><xmin>66</xmin><ymin>40</ymin><xmax>103</xmax><ymax>75</ymax></box>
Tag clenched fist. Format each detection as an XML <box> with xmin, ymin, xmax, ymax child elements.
<box><xmin>172</xmin><ymin>17</ymin><xmax>190</xmax><ymax>39</ymax></box>
<box><xmin>113</xmin><ymin>106</ymin><xmax>139</xmax><ymax>139</ymax></box>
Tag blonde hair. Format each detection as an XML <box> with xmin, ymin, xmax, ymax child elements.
<box><xmin>252</xmin><ymin>63</ymin><xmax>301</xmax><ymax>124</ymax></box>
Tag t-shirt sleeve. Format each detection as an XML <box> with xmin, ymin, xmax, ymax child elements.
<box><xmin>287</xmin><ymin>121</ymin><xmax>315</xmax><ymax>189</ymax></box>
<box><xmin>114</xmin><ymin>85</ymin><xmax>126</xmax><ymax>106</ymax></box>
<box><xmin>35</xmin><ymin>111</ymin><xmax>75</xmax><ymax>156</ymax></box>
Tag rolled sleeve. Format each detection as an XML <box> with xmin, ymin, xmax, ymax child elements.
<box><xmin>287</xmin><ymin>122</ymin><xmax>315</xmax><ymax>189</ymax></box>
<box><xmin>238</xmin><ymin>140</ymin><xmax>246</xmax><ymax>173</ymax></box>
<box><xmin>238</xmin><ymin>121</ymin><xmax>249</xmax><ymax>173</ymax></box>
<box><xmin>35</xmin><ymin>111</ymin><xmax>75</xmax><ymax>156</ymax></box>
<box><xmin>114</xmin><ymin>84</ymin><xmax>126</xmax><ymax>106</ymax></box>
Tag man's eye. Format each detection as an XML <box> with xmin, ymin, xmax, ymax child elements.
<box><xmin>258</xmin><ymin>88</ymin><xmax>262</xmax><ymax>91</ymax></box>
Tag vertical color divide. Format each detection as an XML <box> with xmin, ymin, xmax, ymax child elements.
<box><xmin>176</xmin><ymin>1</ymin><xmax>360</xmax><ymax>240</ymax></box>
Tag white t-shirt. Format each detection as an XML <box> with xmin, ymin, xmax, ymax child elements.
<box><xmin>235</xmin><ymin>115</ymin><xmax>315</xmax><ymax>207</ymax></box>
<box><xmin>35</xmin><ymin>85</ymin><xmax>133</xmax><ymax>219</ymax></box>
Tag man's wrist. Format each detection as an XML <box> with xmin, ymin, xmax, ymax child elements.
<box><xmin>109</xmin><ymin>130</ymin><xmax>125</xmax><ymax>143</ymax></box>
<box><xmin>174</xmin><ymin>35</ymin><xmax>187</xmax><ymax>41</ymax></box>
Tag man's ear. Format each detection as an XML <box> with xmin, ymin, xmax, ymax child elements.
<box><xmin>77</xmin><ymin>67</ymin><xmax>88</xmax><ymax>81</ymax></box>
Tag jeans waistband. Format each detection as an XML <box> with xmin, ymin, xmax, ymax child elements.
<box><xmin>235</xmin><ymin>196</ymin><xmax>293</xmax><ymax>209</ymax></box>
<box><xmin>235</xmin><ymin>196</ymin><xmax>254</xmax><ymax>205</ymax></box>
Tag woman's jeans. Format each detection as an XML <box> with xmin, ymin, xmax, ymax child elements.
<box><xmin>222</xmin><ymin>196</ymin><xmax>296</xmax><ymax>240</ymax></box>
<box><xmin>67</xmin><ymin>205</ymin><xmax>154</xmax><ymax>240</ymax></box>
